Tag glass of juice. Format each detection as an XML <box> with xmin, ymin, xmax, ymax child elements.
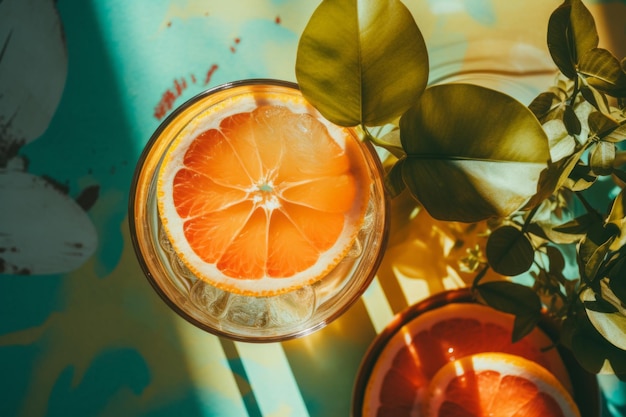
<box><xmin>129</xmin><ymin>79</ymin><xmax>389</xmax><ymax>342</ymax></box>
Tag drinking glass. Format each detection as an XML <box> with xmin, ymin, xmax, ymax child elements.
<box><xmin>129</xmin><ymin>79</ymin><xmax>389</xmax><ymax>342</ymax></box>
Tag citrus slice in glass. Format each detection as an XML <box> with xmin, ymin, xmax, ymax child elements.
<box><xmin>157</xmin><ymin>92</ymin><xmax>371</xmax><ymax>296</ymax></box>
<box><xmin>424</xmin><ymin>352</ymin><xmax>581</xmax><ymax>417</ymax></box>
<box><xmin>359</xmin><ymin>301</ymin><xmax>573</xmax><ymax>417</ymax></box>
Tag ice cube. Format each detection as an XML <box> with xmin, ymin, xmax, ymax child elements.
<box><xmin>190</xmin><ymin>281</ymin><xmax>231</xmax><ymax>318</ymax></box>
<box><xmin>226</xmin><ymin>295</ymin><xmax>270</xmax><ymax>328</ymax></box>
<box><xmin>268</xmin><ymin>286</ymin><xmax>315</xmax><ymax>326</ymax></box>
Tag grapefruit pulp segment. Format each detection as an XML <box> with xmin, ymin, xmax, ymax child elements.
<box><xmin>362</xmin><ymin>303</ymin><xmax>573</xmax><ymax>417</ymax></box>
<box><xmin>172</xmin><ymin>168</ymin><xmax>248</xmax><ymax>217</ymax></box>
<box><xmin>157</xmin><ymin>92</ymin><xmax>372</xmax><ymax>295</ymax></box>
<box><xmin>426</xmin><ymin>353</ymin><xmax>581</xmax><ymax>417</ymax></box>
<box><xmin>215</xmin><ymin>208</ymin><xmax>268</xmax><ymax>279</ymax></box>
<box><xmin>281</xmin><ymin>202</ymin><xmax>344</xmax><ymax>251</ymax></box>
<box><xmin>398</xmin><ymin>303</ymin><xmax>572</xmax><ymax>388</ymax></box>
<box><xmin>182</xmin><ymin>127</ymin><xmax>259</xmax><ymax>189</ymax></box>
<box><xmin>281</xmin><ymin>174</ymin><xmax>357</xmax><ymax>212</ymax></box>
<box><xmin>267</xmin><ymin>210</ymin><xmax>321</xmax><ymax>277</ymax></box>
<box><xmin>182</xmin><ymin>201</ymin><xmax>254</xmax><ymax>265</ymax></box>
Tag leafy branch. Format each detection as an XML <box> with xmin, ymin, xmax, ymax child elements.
<box><xmin>295</xmin><ymin>0</ymin><xmax>626</xmax><ymax>378</ymax></box>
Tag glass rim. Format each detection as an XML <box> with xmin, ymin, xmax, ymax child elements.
<box><xmin>128</xmin><ymin>78</ymin><xmax>391</xmax><ymax>342</ymax></box>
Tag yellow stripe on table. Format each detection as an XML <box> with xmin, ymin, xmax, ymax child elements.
<box><xmin>235</xmin><ymin>341</ymin><xmax>310</xmax><ymax>417</ymax></box>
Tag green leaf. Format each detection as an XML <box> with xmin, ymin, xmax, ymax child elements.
<box><xmin>547</xmin><ymin>0</ymin><xmax>599</xmax><ymax>80</ymax></box>
<box><xmin>605</xmin><ymin>122</ymin><xmax>626</xmax><ymax>143</ymax></box>
<box><xmin>584</xmin><ymin>298</ymin><xmax>619</xmax><ymax>314</ymax></box>
<box><xmin>486</xmin><ymin>225</ymin><xmax>535</xmax><ymax>276</ymax></box>
<box><xmin>476</xmin><ymin>281</ymin><xmax>542</xmax><ymax>342</ymax></box>
<box><xmin>552</xmin><ymin>212</ymin><xmax>593</xmax><ymax>234</ymax></box>
<box><xmin>563</xmin><ymin>104</ymin><xmax>581</xmax><ymax>135</ymax></box>
<box><xmin>476</xmin><ymin>281</ymin><xmax>543</xmax><ymax>316</ymax></box>
<box><xmin>547</xmin><ymin>3</ymin><xmax>577</xmax><ymax>79</ymax></box>
<box><xmin>588</xmin><ymin>111</ymin><xmax>619</xmax><ymax>138</ymax></box>
<box><xmin>384</xmin><ymin>158</ymin><xmax>406</xmax><ymax>198</ymax></box>
<box><xmin>546</xmin><ymin>244</ymin><xmax>566</xmax><ymax>275</ymax></box>
<box><xmin>526</xmin><ymin>147</ymin><xmax>586</xmax><ymax>217</ymax></box>
<box><xmin>525</xmin><ymin>223</ymin><xmax>550</xmax><ymax>241</ymax></box>
<box><xmin>528</xmin><ymin>91</ymin><xmax>559</xmax><ymax>120</ymax></box>
<box><xmin>579</xmin><ymin>48</ymin><xmax>626</xmax><ymax>98</ymax></box>
<box><xmin>572</xmin><ymin>167</ymin><xmax>596</xmax><ymax>191</ymax></box>
<box><xmin>610</xmin><ymin>356</ymin><xmax>626</xmax><ymax>379</ymax></box>
<box><xmin>578</xmin><ymin>220</ymin><xmax>608</xmax><ymax>266</ymax></box>
<box><xmin>567</xmin><ymin>314</ymin><xmax>617</xmax><ymax>374</ymax></box>
<box><xmin>513</xmin><ymin>313</ymin><xmax>545</xmax><ymax>344</ymax></box>
<box><xmin>399</xmin><ymin>84</ymin><xmax>550</xmax><ymax>222</ymax></box>
<box><xmin>564</xmin><ymin>300</ymin><xmax>626</xmax><ymax>376</ymax></box>
<box><xmin>613</xmin><ymin>169</ymin><xmax>626</xmax><ymax>184</ymax></box>
<box><xmin>608</xmin><ymin>256</ymin><xmax>626</xmax><ymax>305</ymax></box>
<box><xmin>531</xmin><ymin>217</ymin><xmax>581</xmax><ymax>245</ymax></box>
<box><xmin>295</xmin><ymin>0</ymin><xmax>429</xmax><ymax>127</ymax></box>
<box><xmin>579</xmin><ymin>223</ymin><xmax>618</xmax><ymax>282</ymax></box>
<box><xmin>607</xmin><ymin>190</ymin><xmax>626</xmax><ymax>250</ymax></box>
<box><xmin>581</xmin><ymin>85</ymin><xmax>611</xmax><ymax>114</ymax></box>
<box><xmin>567</xmin><ymin>161</ymin><xmax>597</xmax><ymax>191</ymax></box>
<box><xmin>543</xmin><ymin>119</ymin><xmax>576</xmax><ymax>163</ymax></box>
<box><xmin>582</xmin><ymin>287</ymin><xmax>626</xmax><ymax>350</ymax></box>
<box><xmin>569</xmin><ymin>0</ymin><xmax>600</xmax><ymax>58</ymax></box>
<box><xmin>373</xmin><ymin>127</ymin><xmax>406</xmax><ymax>158</ymax></box>
<box><xmin>589</xmin><ymin>141</ymin><xmax>616</xmax><ymax>176</ymax></box>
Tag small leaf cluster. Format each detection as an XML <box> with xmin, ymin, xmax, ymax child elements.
<box><xmin>295</xmin><ymin>0</ymin><xmax>626</xmax><ymax>378</ymax></box>
<box><xmin>502</xmin><ymin>0</ymin><xmax>626</xmax><ymax>377</ymax></box>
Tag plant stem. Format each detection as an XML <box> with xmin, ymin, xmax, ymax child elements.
<box><xmin>521</xmin><ymin>204</ymin><xmax>542</xmax><ymax>233</ymax></box>
<box><xmin>471</xmin><ymin>263</ymin><xmax>490</xmax><ymax>288</ymax></box>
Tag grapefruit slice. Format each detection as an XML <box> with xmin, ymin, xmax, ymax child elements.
<box><xmin>361</xmin><ymin>302</ymin><xmax>573</xmax><ymax>417</ymax></box>
<box><xmin>425</xmin><ymin>352</ymin><xmax>581</xmax><ymax>417</ymax></box>
<box><xmin>157</xmin><ymin>91</ymin><xmax>372</xmax><ymax>296</ymax></box>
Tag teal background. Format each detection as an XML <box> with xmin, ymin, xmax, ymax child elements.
<box><xmin>2</xmin><ymin>1</ymin><xmax>626</xmax><ymax>416</ymax></box>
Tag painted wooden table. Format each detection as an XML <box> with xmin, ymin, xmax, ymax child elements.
<box><xmin>2</xmin><ymin>1</ymin><xmax>625</xmax><ymax>416</ymax></box>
